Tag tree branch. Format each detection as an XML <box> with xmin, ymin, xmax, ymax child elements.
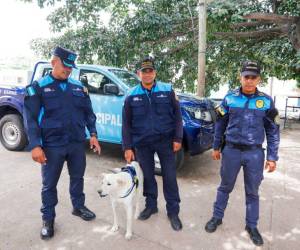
<box><xmin>143</xmin><ymin>29</ymin><xmax>196</xmax><ymax>45</ymax></box>
<box><xmin>243</xmin><ymin>13</ymin><xmax>299</xmax><ymax>24</ymax></box>
<box><xmin>230</xmin><ymin>21</ymin><xmax>274</xmax><ymax>28</ymax></box>
<box><xmin>215</xmin><ymin>28</ymin><xmax>283</xmax><ymax>39</ymax></box>
<box><xmin>159</xmin><ymin>39</ymin><xmax>196</xmax><ymax>56</ymax></box>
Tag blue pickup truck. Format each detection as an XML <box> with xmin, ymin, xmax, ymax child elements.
<box><xmin>0</xmin><ymin>62</ymin><xmax>216</xmax><ymax>172</ymax></box>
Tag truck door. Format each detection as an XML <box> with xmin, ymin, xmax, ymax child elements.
<box><xmin>79</xmin><ymin>69</ymin><xmax>125</xmax><ymax>144</ymax></box>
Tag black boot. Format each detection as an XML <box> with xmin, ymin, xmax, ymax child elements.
<box><xmin>138</xmin><ymin>207</ymin><xmax>158</xmax><ymax>220</ymax></box>
<box><xmin>245</xmin><ymin>226</ymin><xmax>264</xmax><ymax>246</ymax></box>
<box><xmin>168</xmin><ymin>214</ymin><xmax>183</xmax><ymax>231</ymax></box>
<box><xmin>72</xmin><ymin>206</ymin><xmax>96</xmax><ymax>221</ymax></box>
<box><xmin>40</xmin><ymin>220</ymin><xmax>54</xmax><ymax>240</ymax></box>
<box><xmin>205</xmin><ymin>217</ymin><xmax>222</xmax><ymax>233</ymax></box>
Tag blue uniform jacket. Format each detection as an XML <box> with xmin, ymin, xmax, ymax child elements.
<box><xmin>122</xmin><ymin>81</ymin><xmax>183</xmax><ymax>150</ymax></box>
<box><xmin>213</xmin><ymin>88</ymin><xmax>280</xmax><ymax>161</ymax></box>
<box><xmin>24</xmin><ymin>74</ymin><xmax>97</xmax><ymax>149</ymax></box>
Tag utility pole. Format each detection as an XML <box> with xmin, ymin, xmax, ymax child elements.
<box><xmin>269</xmin><ymin>76</ymin><xmax>274</xmax><ymax>98</ymax></box>
<box><xmin>197</xmin><ymin>0</ymin><xmax>206</xmax><ymax>97</ymax></box>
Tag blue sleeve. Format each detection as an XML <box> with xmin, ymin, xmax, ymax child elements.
<box><xmin>213</xmin><ymin>97</ymin><xmax>229</xmax><ymax>150</ymax></box>
<box><xmin>23</xmin><ymin>82</ymin><xmax>42</xmax><ymax>150</ymax></box>
<box><xmin>264</xmin><ymin>99</ymin><xmax>280</xmax><ymax>161</ymax></box>
<box><xmin>85</xmin><ymin>94</ymin><xmax>97</xmax><ymax>136</ymax></box>
<box><xmin>171</xmin><ymin>90</ymin><xmax>183</xmax><ymax>143</ymax></box>
<box><xmin>122</xmin><ymin>97</ymin><xmax>133</xmax><ymax>150</ymax></box>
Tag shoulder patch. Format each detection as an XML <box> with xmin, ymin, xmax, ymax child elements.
<box><xmin>25</xmin><ymin>86</ymin><xmax>36</xmax><ymax>96</ymax></box>
<box><xmin>266</xmin><ymin>108</ymin><xmax>280</xmax><ymax>125</ymax></box>
<box><xmin>215</xmin><ymin>105</ymin><xmax>227</xmax><ymax>117</ymax></box>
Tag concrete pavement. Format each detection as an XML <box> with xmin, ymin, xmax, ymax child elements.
<box><xmin>0</xmin><ymin>129</ymin><xmax>299</xmax><ymax>250</ymax></box>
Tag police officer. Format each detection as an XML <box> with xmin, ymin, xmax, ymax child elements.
<box><xmin>122</xmin><ymin>57</ymin><xmax>183</xmax><ymax>231</ymax></box>
<box><xmin>205</xmin><ymin>61</ymin><xmax>280</xmax><ymax>246</ymax></box>
<box><xmin>24</xmin><ymin>46</ymin><xmax>101</xmax><ymax>239</ymax></box>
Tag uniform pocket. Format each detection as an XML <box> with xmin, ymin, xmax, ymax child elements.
<box><xmin>40</xmin><ymin>120</ymin><xmax>63</xmax><ymax>142</ymax></box>
<box><xmin>154</xmin><ymin>97</ymin><xmax>171</xmax><ymax>114</ymax></box>
<box><xmin>72</xmin><ymin>91</ymin><xmax>87</xmax><ymax>108</ymax></box>
<box><xmin>254</xmin><ymin>109</ymin><xmax>265</xmax><ymax>117</ymax></box>
<box><xmin>40</xmin><ymin>120</ymin><xmax>62</xmax><ymax>128</ymax></box>
<box><xmin>131</xmin><ymin>102</ymin><xmax>145</xmax><ymax>116</ymax></box>
<box><xmin>251</xmin><ymin>109</ymin><xmax>265</xmax><ymax>128</ymax></box>
<box><xmin>43</xmin><ymin>92</ymin><xmax>60</xmax><ymax>111</ymax></box>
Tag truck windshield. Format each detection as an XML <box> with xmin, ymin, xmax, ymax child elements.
<box><xmin>109</xmin><ymin>69</ymin><xmax>140</xmax><ymax>88</ymax></box>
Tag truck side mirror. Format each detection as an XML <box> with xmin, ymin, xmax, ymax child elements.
<box><xmin>103</xmin><ymin>84</ymin><xmax>122</xmax><ymax>96</ymax></box>
<box><xmin>80</xmin><ymin>75</ymin><xmax>88</xmax><ymax>87</ymax></box>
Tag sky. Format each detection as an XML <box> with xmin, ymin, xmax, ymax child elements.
<box><xmin>0</xmin><ymin>0</ymin><xmax>53</xmax><ymax>59</ymax></box>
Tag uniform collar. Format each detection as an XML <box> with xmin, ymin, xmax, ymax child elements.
<box><xmin>239</xmin><ymin>87</ymin><xmax>259</xmax><ymax>98</ymax></box>
<box><xmin>140</xmin><ymin>80</ymin><xmax>156</xmax><ymax>92</ymax></box>
<box><xmin>50</xmin><ymin>73</ymin><xmax>68</xmax><ymax>82</ymax></box>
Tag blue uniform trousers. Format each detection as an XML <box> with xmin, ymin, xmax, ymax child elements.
<box><xmin>41</xmin><ymin>142</ymin><xmax>86</xmax><ymax>221</ymax></box>
<box><xmin>136</xmin><ymin>138</ymin><xmax>181</xmax><ymax>216</ymax></box>
<box><xmin>213</xmin><ymin>145</ymin><xmax>265</xmax><ymax>228</ymax></box>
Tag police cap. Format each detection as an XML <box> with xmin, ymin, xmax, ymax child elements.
<box><xmin>241</xmin><ymin>61</ymin><xmax>261</xmax><ymax>76</ymax></box>
<box><xmin>53</xmin><ymin>46</ymin><xmax>77</xmax><ymax>68</ymax></box>
<box><xmin>139</xmin><ymin>56</ymin><xmax>155</xmax><ymax>71</ymax></box>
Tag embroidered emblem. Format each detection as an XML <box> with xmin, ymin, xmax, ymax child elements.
<box><xmin>157</xmin><ymin>94</ymin><xmax>167</xmax><ymax>98</ymax></box>
<box><xmin>44</xmin><ymin>88</ymin><xmax>55</xmax><ymax>93</ymax></box>
<box><xmin>67</xmin><ymin>54</ymin><xmax>77</xmax><ymax>61</ymax></box>
<box><xmin>73</xmin><ymin>87</ymin><xmax>82</xmax><ymax>91</ymax></box>
<box><xmin>256</xmin><ymin>99</ymin><xmax>264</xmax><ymax>109</ymax></box>
<box><xmin>133</xmin><ymin>97</ymin><xmax>142</xmax><ymax>101</ymax></box>
<box><xmin>215</xmin><ymin>105</ymin><xmax>226</xmax><ymax>116</ymax></box>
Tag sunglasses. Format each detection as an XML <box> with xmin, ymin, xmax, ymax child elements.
<box><xmin>244</xmin><ymin>75</ymin><xmax>258</xmax><ymax>80</ymax></box>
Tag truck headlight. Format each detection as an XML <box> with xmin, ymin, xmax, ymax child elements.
<box><xmin>184</xmin><ymin>106</ymin><xmax>212</xmax><ymax>122</ymax></box>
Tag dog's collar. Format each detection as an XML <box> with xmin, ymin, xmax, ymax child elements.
<box><xmin>119</xmin><ymin>165</ymin><xmax>139</xmax><ymax>199</ymax></box>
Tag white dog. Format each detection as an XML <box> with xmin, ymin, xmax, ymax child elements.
<box><xmin>98</xmin><ymin>161</ymin><xmax>143</xmax><ymax>240</ymax></box>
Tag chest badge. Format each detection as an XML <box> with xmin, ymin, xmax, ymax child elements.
<box><xmin>255</xmin><ymin>99</ymin><xmax>264</xmax><ymax>109</ymax></box>
<box><xmin>133</xmin><ymin>97</ymin><xmax>142</xmax><ymax>102</ymax></box>
<box><xmin>157</xmin><ymin>94</ymin><xmax>167</xmax><ymax>98</ymax></box>
<box><xmin>44</xmin><ymin>87</ymin><xmax>55</xmax><ymax>93</ymax></box>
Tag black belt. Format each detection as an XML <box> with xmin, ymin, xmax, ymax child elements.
<box><xmin>226</xmin><ymin>142</ymin><xmax>262</xmax><ymax>151</ymax></box>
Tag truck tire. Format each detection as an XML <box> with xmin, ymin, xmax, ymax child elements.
<box><xmin>0</xmin><ymin>114</ymin><xmax>28</xmax><ymax>151</ymax></box>
<box><xmin>154</xmin><ymin>147</ymin><xmax>185</xmax><ymax>175</ymax></box>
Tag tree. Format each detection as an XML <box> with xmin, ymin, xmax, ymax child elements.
<box><xmin>25</xmin><ymin>0</ymin><xmax>300</xmax><ymax>94</ymax></box>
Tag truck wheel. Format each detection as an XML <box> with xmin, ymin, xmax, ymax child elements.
<box><xmin>0</xmin><ymin>114</ymin><xmax>28</xmax><ymax>151</ymax></box>
<box><xmin>154</xmin><ymin>148</ymin><xmax>185</xmax><ymax>175</ymax></box>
